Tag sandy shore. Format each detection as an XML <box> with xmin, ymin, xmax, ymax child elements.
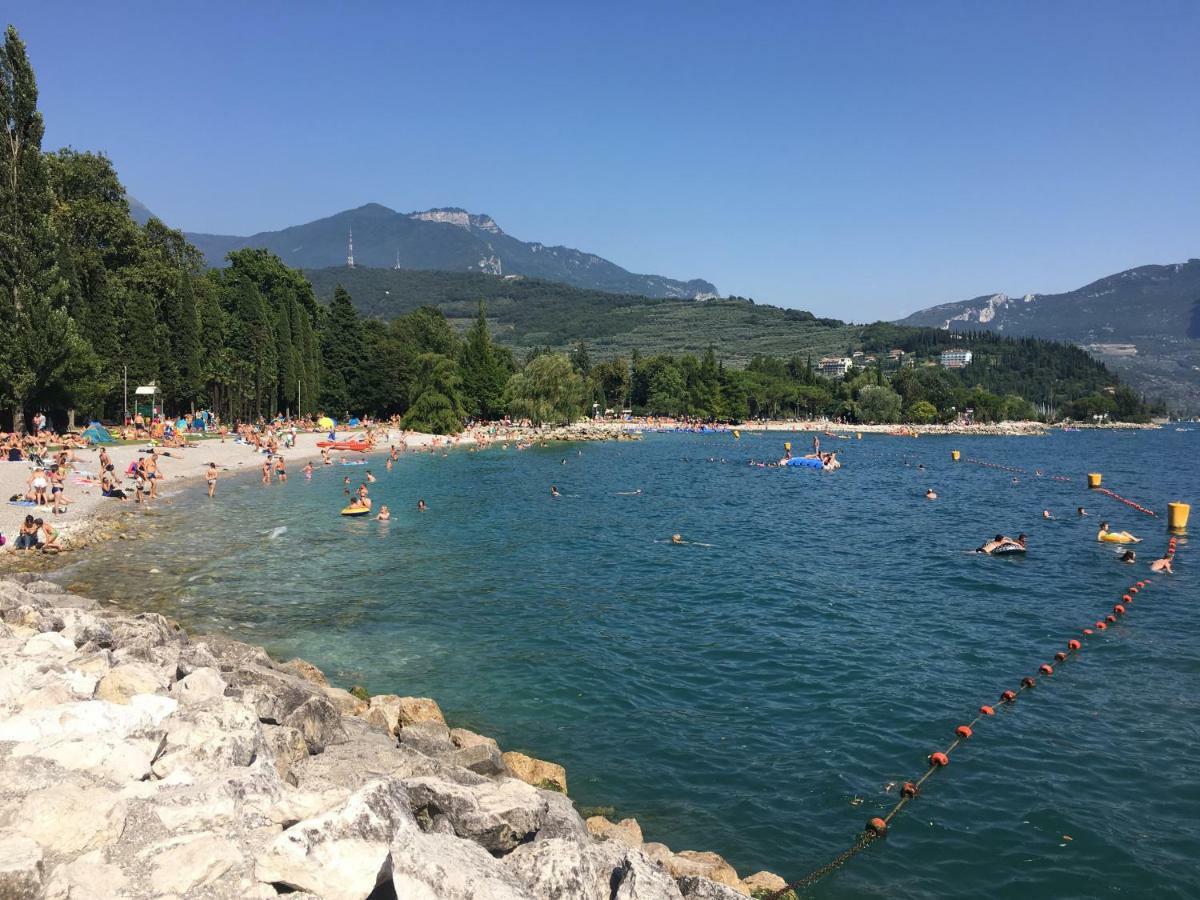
<box><xmin>0</xmin><ymin>430</ymin><xmax>456</xmax><ymax>554</ymax></box>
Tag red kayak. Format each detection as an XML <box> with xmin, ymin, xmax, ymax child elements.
<box><xmin>316</xmin><ymin>440</ymin><xmax>372</xmax><ymax>452</ymax></box>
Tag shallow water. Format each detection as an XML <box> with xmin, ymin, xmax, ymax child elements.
<box><xmin>53</xmin><ymin>429</ymin><xmax>1197</xmax><ymax>898</ymax></box>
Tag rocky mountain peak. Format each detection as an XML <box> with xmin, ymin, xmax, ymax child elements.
<box><xmin>408</xmin><ymin>207</ymin><xmax>503</xmax><ymax>235</ymax></box>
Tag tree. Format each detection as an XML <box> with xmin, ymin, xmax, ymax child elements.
<box><xmin>856</xmin><ymin>385</ymin><xmax>902</xmax><ymax>423</ymax></box>
<box><xmin>592</xmin><ymin>358</ymin><xmax>630</xmax><ymax>411</ymax></box>
<box><xmin>319</xmin><ymin>286</ymin><xmax>364</xmax><ymax>414</ymax></box>
<box><xmin>503</xmin><ymin>353</ymin><xmax>585</xmax><ymax>425</ymax></box>
<box><xmin>402</xmin><ymin>353</ymin><xmax>466</xmax><ymax>434</ymax></box>
<box><xmin>907</xmin><ymin>400</ymin><xmax>938</xmax><ymax>423</ymax></box>
<box><xmin>0</xmin><ymin>26</ymin><xmax>71</xmax><ymax>431</ymax></box>
<box><xmin>460</xmin><ymin>301</ymin><xmax>511</xmax><ymax>420</ymax></box>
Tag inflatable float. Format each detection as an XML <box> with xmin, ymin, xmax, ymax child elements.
<box><xmin>1099</xmin><ymin>532</ymin><xmax>1139</xmax><ymax>544</ymax></box>
<box><xmin>783</xmin><ymin>457</ymin><xmax>824</xmax><ymax>469</ymax></box>
<box><xmin>340</xmin><ymin>506</ymin><xmax>370</xmax><ymax>517</ymax></box>
<box><xmin>991</xmin><ymin>543</ymin><xmax>1027</xmax><ymax>555</ymax></box>
<box><xmin>317</xmin><ymin>441</ymin><xmax>372</xmax><ymax>452</ymax></box>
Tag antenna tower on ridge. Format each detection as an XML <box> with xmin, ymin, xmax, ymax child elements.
<box><xmin>394</xmin><ymin>249</ymin><xmax>402</xmax><ymax>270</ymax></box>
<box><xmin>347</xmin><ymin>227</ymin><xmax>355</xmax><ymax>269</ymax></box>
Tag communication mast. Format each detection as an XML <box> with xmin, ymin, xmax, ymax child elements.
<box><xmin>347</xmin><ymin>227</ymin><xmax>355</xmax><ymax>268</ymax></box>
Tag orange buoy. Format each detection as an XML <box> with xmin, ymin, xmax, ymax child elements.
<box><xmin>1083</xmin><ymin>628</ymin><xmax>1094</xmax><ymax>635</ymax></box>
<box><xmin>901</xmin><ymin>782</ymin><xmax>919</xmax><ymax>798</ymax></box>
<box><xmin>929</xmin><ymin>752</ymin><xmax>949</xmax><ymax>767</ymax></box>
<box><xmin>1001</xmin><ymin>690</ymin><xmax>1017</xmax><ymax>702</ymax></box>
<box><xmin>1096</xmin><ymin>621</ymin><xmax>1107</xmax><ymax>630</ymax></box>
<box><xmin>1105</xmin><ymin>614</ymin><xmax>1116</xmax><ymax>624</ymax></box>
<box><xmin>1122</xmin><ymin>594</ymin><xmax>1132</xmax><ymax>602</ymax></box>
<box><xmin>980</xmin><ymin>705</ymin><xmax>995</xmax><ymax>716</ymax></box>
<box><xmin>956</xmin><ymin>725</ymin><xmax>973</xmax><ymax>739</ymax></box>
<box><xmin>1022</xmin><ymin>676</ymin><xmax>1036</xmax><ymax>688</ymax></box>
<box><xmin>867</xmin><ymin>817</ymin><xmax>889</xmax><ymax>836</ymax></box>
<box><xmin>1055</xmin><ymin>652</ymin><xmax>1067</xmax><ymax>662</ymax></box>
<box><xmin>1114</xmin><ymin>604</ymin><xmax>1126</xmax><ymax>615</ymax></box>
<box><xmin>1039</xmin><ymin>664</ymin><xmax>1054</xmax><ymax>676</ymax></box>
<box><xmin>1068</xmin><ymin>639</ymin><xmax>1081</xmax><ymax>650</ymax></box>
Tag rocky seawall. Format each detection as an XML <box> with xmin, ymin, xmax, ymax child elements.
<box><xmin>0</xmin><ymin>575</ymin><xmax>791</xmax><ymax>900</ymax></box>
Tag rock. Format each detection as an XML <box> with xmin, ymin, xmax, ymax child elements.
<box><xmin>175</xmin><ymin>640</ymin><xmax>220</xmax><ymax>676</ymax></box>
<box><xmin>447</xmin><ymin>741</ymin><xmax>509</xmax><ymax>777</ymax></box>
<box><xmin>613</xmin><ymin>848</ymin><xmax>686</xmax><ymax>900</ymax></box>
<box><xmin>0</xmin><ymin>835</ymin><xmax>44</xmax><ymax>899</ymax></box>
<box><xmin>397</xmin><ymin>720</ymin><xmax>455</xmax><ymax>756</ymax></box>
<box><xmin>669</xmin><ymin>852</ymin><xmax>748</xmax><ymax>895</ymax></box>
<box><xmin>151</xmin><ymin>697</ymin><xmax>263</xmax><ymax>780</ymax></box>
<box><xmin>67</xmin><ymin>649</ymin><xmax>113</xmax><ymax>677</ymax></box>
<box><xmin>43</xmin><ymin>850</ymin><xmax>128</xmax><ymax>900</ymax></box>
<box><xmin>742</xmin><ymin>870</ymin><xmax>790</xmax><ymax>896</ymax></box>
<box><xmin>151</xmin><ymin>761</ymin><xmax>285</xmax><ymax>831</ymax></box>
<box><xmin>282</xmin><ymin>695</ymin><xmax>347</xmax><ymax>754</ymax></box>
<box><xmin>391</xmin><ymin>829</ymin><xmax>534</xmax><ymax>900</ymax></box>
<box><xmin>255</xmin><ymin>778</ymin><xmax>415</xmax><ymax>900</ymax></box>
<box><xmin>503</xmin><ymin>838</ymin><xmax>616</xmax><ymax>900</ymax></box>
<box><xmin>73</xmin><ymin>621</ymin><xmax>114</xmax><ymax>649</ymax></box>
<box><xmin>94</xmin><ymin>663</ymin><xmax>164</xmax><ymax>704</ymax></box>
<box><xmin>365</xmin><ymin>693</ymin><xmax>402</xmax><ymax>735</ymax></box>
<box><xmin>450</xmin><ymin>727</ymin><xmax>500</xmax><ymax>751</ymax></box>
<box><xmin>169</xmin><ymin>666</ymin><xmax>227</xmax><ymax>704</ymax></box>
<box><xmin>678</xmin><ymin>875</ymin><xmax>752</xmax><ymax>899</ymax></box>
<box><xmin>586</xmin><ymin>815</ymin><xmax>644</xmax><ymax>848</ymax></box>
<box><xmin>397</xmin><ymin>696</ymin><xmax>445</xmax><ymax>727</ymax></box>
<box><xmin>149</xmin><ymin>832</ymin><xmax>243</xmax><ymax>894</ymax></box>
<box><xmin>261</xmin><ymin>724</ymin><xmax>310</xmax><ymax>782</ymax></box>
<box><xmin>108</xmin><ymin>613</ymin><xmax>180</xmax><ymax>658</ymax></box>
<box><xmin>14</xmin><ymin>730</ymin><xmax>164</xmax><ymax>783</ymax></box>
<box><xmin>222</xmin><ymin>662</ymin><xmax>320</xmax><ymax>724</ymax></box>
<box><xmin>322</xmin><ymin>685</ymin><xmax>367</xmax><ymax>717</ymax></box>
<box><xmin>503</xmin><ymin>751</ymin><xmax>568</xmax><ymax>794</ymax></box>
<box><xmin>19</xmin><ymin>785</ymin><xmax>127</xmax><ymax>854</ymax></box>
<box><xmin>0</xmin><ymin>694</ymin><xmax>176</xmax><ymax>743</ymax></box>
<box><xmin>19</xmin><ymin>631</ymin><xmax>75</xmax><ymax>657</ymax></box>
<box><xmin>534</xmin><ymin>789</ymin><xmax>589</xmax><ymax>842</ymax></box>
<box><xmin>404</xmin><ymin>775</ymin><xmax>547</xmax><ymax>853</ymax></box>
<box><xmin>279</xmin><ymin>657</ymin><xmax>328</xmax><ymax>686</ymax></box>
<box><xmin>642</xmin><ymin>842</ymin><xmax>674</xmax><ymax>867</ymax></box>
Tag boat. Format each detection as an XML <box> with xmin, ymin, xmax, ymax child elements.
<box><xmin>317</xmin><ymin>440</ymin><xmax>372</xmax><ymax>452</ymax></box>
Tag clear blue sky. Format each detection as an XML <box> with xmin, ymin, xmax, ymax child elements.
<box><xmin>12</xmin><ymin>1</ymin><xmax>1199</xmax><ymax>320</ymax></box>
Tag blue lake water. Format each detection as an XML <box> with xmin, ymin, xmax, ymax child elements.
<box><xmin>53</xmin><ymin>429</ymin><xmax>1197</xmax><ymax>898</ymax></box>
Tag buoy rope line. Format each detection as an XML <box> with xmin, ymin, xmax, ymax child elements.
<box><xmin>767</xmin><ymin>542</ymin><xmax>1178</xmax><ymax>899</ymax></box>
<box><xmin>963</xmin><ymin>458</ymin><xmax>1073</xmax><ymax>482</ymax></box>
<box><xmin>1094</xmin><ymin>486</ymin><xmax>1157</xmax><ymax>517</ymax></box>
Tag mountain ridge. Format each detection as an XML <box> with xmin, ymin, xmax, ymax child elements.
<box><xmin>180</xmin><ymin>202</ymin><xmax>717</xmax><ymax>300</ymax></box>
<box><xmin>897</xmin><ymin>259</ymin><xmax>1200</xmax><ymax>411</ymax></box>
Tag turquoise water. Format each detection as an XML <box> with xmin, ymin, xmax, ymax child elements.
<box><xmin>54</xmin><ymin>430</ymin><xmax>1197</xmax><ymax>898</ymax></box>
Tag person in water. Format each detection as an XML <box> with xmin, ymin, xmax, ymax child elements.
<box><xmin>206</xmin><ymin>463</ymin><xmax>218</xmax><ymax>498</ymax></box>
<box><xmin>925</xmin><ymin>488</ymin><xmax>937</xmax><ymax>500</ymax></box>
<box><xmin>550</xmin><ymin>485</ymin><xmax>561</xmax><ymax>498</ymax></box>
<box><xmin>417</xmin><ymin>499</ymin><xmax>427</xmax><ymax>512</ymax></box>
<box><xmin>303</xmin><ymin>462</ymin><xmax>313</xmax><ymax>479</ymax></box>
<box><xmin>1077</xmin><ymin>507</ymin><xmax>1088</xmax><ymax>517</ymax></box>
<box><xmin>671</xmin><ymin>533</ymin><xmax>684</xmax><ymax>545</ymax></box>
<box><xmin>1120</xmin><ymin>549</ymin><xmax>1136</xmax><ymax>564</ymax></box>
<box><xmin>366</xmin><ymin>470</ymin><xmax>376</xmax><ymax>483</ymax></box>
<box><xmin>1098</xmin><ymin>521</ymin><xmax>1140</xmax><ymax>543</ymax></box>
<box><xmin>1043</xmin><ymin>509</ymin><xmax>1053</xmax><ymax>519</ymax></box>
<box><xmin>1151</xmin><ymin>555</ymin><xmax>1174</xmax><ymax>574</ymax></box>
<box><xmin>977</xmin><ymin>534</ymin><xmax>1024</xmax><ymax>554</ymax></box>
<box><xmin>275</xmin><ymin>456</ymin><xmax>287</xmax><ymax>482</ymax></box>
<box><xmin>377</xmin><ymin>505</ymin><xmax>390</xmax><ymax>521</ymax></box>
<box><xmin>262</xmin><ymin>457</ymin><xmax>272</xmax><ymax>485</ymax></box>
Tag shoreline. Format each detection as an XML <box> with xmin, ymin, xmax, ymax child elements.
<box><xmin>0</xmin><ymin>572</ymin><xmax>786</xmax><ymax>898</ymax></box>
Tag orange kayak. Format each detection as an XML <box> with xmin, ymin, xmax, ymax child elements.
<box><xmin>316</xmin><ymin>440</ymin><xmax>372</xmax><ymax>452</ymax></box>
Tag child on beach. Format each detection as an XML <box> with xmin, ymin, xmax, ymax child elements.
<box><xmin>206</xmin><ymin>463</ymin><xmax>218</xmax><ymax>498</ymax></box>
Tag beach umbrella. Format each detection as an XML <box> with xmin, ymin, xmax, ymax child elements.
<box><xmin>317</xmin><ymin>416</ymin><xmax>334</xmax><ymax>429</ymax></box>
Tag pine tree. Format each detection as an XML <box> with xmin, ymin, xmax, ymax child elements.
<box><xmin>319</xmin><ymin>286</ymin><xmax>364</xmax><ymax>415</ymax></box>
<box><xmin>0</xmin><ymin>26</ymin><xmax>72</xmax><ymax>431</ymax></box>
<box><xmin>460</xmin><ymin>301</ymin><xmax>510</xmax><ymax>419</ymax></box>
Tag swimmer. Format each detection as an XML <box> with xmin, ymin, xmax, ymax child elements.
<box><xmin>1098</xmin><ymin>521</ymin><xmax>1140</xmax><ymax>543</ymax></box>
<box><xmin>377</xmin><ymin>505</ymin><xmax>390</xmax><ymax>521</ymax></box>
<box><xmin>417</xmin><ymin>499</ymin><xmax>427</xmax><ymax>512</ymax></box>
<box><xmin>561</xmin><ymin>459</ymin><xmax>566</xmax><ymax>465</ymax></box>
<box><xmin>1077</xmin><ymin>507</ymin><xmax>1088</xmax><ymax>517</ymax></box>
<box><xmin>385</xmin><ymin>458</ymin><xmax>393</xmax><ymax>471</ymax></box>
<box><xmin>976</xmin><ymin>534</ymin><xmax>1009</xmax><ymax>554</ymax></box>
<box><xmin>205</xmin><ymin>462</ymin><xmax>218</xmax><ymax>498</ymax></box>
<box><xmin>303</xmin><ymin>462</ymin><xmax>313</xmax><ymax>479</ymax></box>
<box><xmin>1150</xmin><ymin>555</ymin><xmax>1174</xmax><ymax>574</ymax></box>
<box><xmin>366</xmin><ymin>470</ymin><xmax>376</xmax><ymax>483</ymax></box>
<box><xmin>671</xmin><ymin>533</ymin><xmax>683</xmax><ymax>545</ymax></box>
<box><xmin>550</xmin><ymin>485</ymin><xmax>561</xmax><ymax>498</ymax></box>
<box><xmin>321</xmin><ymin>448</ymin><xmax>332</xmax><ymax>466</ymax></box>
<box><xmin>1042</xmin><ymin>510</ymin><xmax>1053</xmax><ymax>519</ymax></box>
<box><xmin>925</xmin><ymin>488</ymin><xmax>937</xmax><ymax>500</ymax></box>
<box><xmin>1120</xmin><ymin>549</ymin><xmax>1136</xmax><ymax>564</ymax></box>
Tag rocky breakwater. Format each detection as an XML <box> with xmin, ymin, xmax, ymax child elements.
<box><xmin>0</xmin><ymin>575</ymin><xmax>790</xmax><ymax>899</ymax></box>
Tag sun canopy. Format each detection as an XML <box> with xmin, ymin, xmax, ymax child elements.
<box><xmin>316</xmin><ymin>416</ymin><xmax>334</xmax><ymax>429</ymax></box>
<box><xmin>82</xmin><ymin>422</ymin><xmax>114</xmax><ymax>444</ymax></box>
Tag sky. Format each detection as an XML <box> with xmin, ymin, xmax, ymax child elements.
<box><xmin>11</xmin><ymin>1</ymin><xmax>1199</xmax><ymax>320</ymax></box>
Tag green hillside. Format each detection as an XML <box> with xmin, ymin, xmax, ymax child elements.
<box><xmin>303</xmin><ymin>267</ymin><xmax>858</xmax><ymax>364</ymax></box>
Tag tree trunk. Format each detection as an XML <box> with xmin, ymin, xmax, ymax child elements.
<box><xmin>12</xmin><ymin>401</ymin><xmax>25</xmax><ymax>436</ymax></box>
<box><xmin>67</xmin><ymin>409</ymin><xmax>76</xmax><ymax>432</ymax></box>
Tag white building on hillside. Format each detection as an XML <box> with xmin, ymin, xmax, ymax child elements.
<box><xmin>940</xmin><ymin>349</ymin><xmax>973</xmax><ymax>369</ymax></box>
<box><xmin>817</xmin><ymin>357</ymin><xmax>853</xmax><ymax>378</ymax></box>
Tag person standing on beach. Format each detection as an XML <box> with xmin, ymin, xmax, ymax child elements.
<box><xmin>206</xmin><ymin>463</ymin><xmax>218</xmax><ymax>498</ymax></box>
<box><xmin>275</xmin><ymin>456</ymin><xmax>287</xmax><ymax>482</ymax></box>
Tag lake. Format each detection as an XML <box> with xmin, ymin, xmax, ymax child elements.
<box><xmin>52</xmin><ymin>428</ymin><xmax>1196</xmax><ymax>898</ymax></box>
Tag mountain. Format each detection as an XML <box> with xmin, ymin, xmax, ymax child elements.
<box><xmin>127</xmin><ymin>196</ymin><xmax>155</xmax><ymax>226</ymax></box>
<box><xmin>897</xmin><ymin>260</ymin><xmax>1200</xmax><ymax>412</ymax></box>
<box><xmin>184</xmin><ymin>203</ymin><xmax>717</xmax><ymax>300</ymax></box>
<box><xmin>303</xmin><ymin>266</ymin><xmax>849</xmax><ymax>364</ymax></box>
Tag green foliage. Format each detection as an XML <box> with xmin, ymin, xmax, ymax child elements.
<box><xmin>907</xmin><ymin>399</ymin><xmax>938</xmax><ymax>423</ymax></box>
<box><xmin>504</xmin><ymin>353</ymin><xmax>586</xmax><ymax>425</ymax></box>
<box><xmin>460</xmin><ymin>301</ymin><xmax>513</xmax><ymax>419</ymax></box>
<box><xmin>401</xmin><ymin>353</ymin><xmax>467</xmax><ymax>434</ymax></box>
<box><xmin>856</xmin><ymin>385</ymin><xmax>903</xmax><ymax>423</ymax></box>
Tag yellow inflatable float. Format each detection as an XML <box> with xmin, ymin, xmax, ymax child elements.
<box><xmin>340</xmin><ymin>506</ymin><xmax>370</xmax><ymax>517</ymax></box>
<box><xmin>1098</xmin><ymin>523</ymin><xmax>1140</xmax><ymax>544</ymax></box>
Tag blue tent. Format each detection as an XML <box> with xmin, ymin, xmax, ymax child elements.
<box><xmin>82</xmin><ymin>422</ymin><xmax>114</xmax><ymax>444</ymax></box>
<box><xmin>347</xmin><ymin>417</ymin><xmax>361</xmax><ymax>427</ymax></box>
